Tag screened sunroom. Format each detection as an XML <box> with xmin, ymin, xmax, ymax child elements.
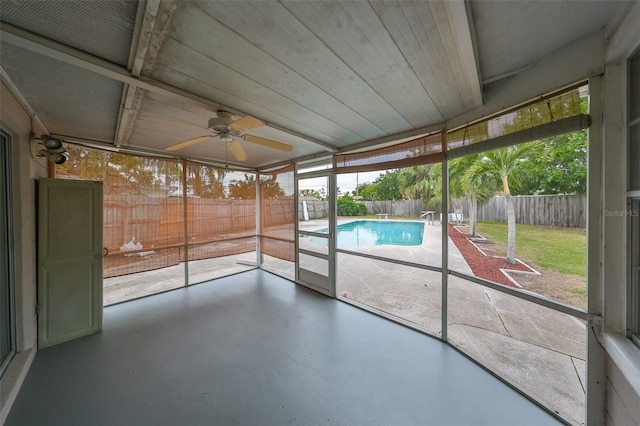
<box><xmin>1</xmin><ymin>2</ymin><xmax>639</xmax><ymax>425</ymax></box>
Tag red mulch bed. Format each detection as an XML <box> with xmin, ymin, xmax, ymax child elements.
<box><xmin>448</xmin><ymin>224</ymin><xmax>534</xmax><ymax>287</ymax></box>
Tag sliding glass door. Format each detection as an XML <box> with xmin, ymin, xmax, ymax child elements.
<box><xmin>1</xmin><ymin>130</ymin><xmax>14</xmax><ymax>375</ymax></box>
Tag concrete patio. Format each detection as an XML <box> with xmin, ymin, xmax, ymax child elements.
<box><xmin>103</xmin><ymin>218</ymin><xmax>585</xmax><ymax>424</ymax></box>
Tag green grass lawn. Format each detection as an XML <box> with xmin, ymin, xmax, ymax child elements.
<box><xmin>475</xmin><ymin>221</ymin><xmax>586</xmax><ymax>277</ymax></box>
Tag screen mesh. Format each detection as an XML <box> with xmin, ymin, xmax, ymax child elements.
<box><xmin>260</xmin><ymin>165</ymin><xmax>295</xmax><ymax>262</ymax></box>
<box><xmin>56</xmin><ymin>144</ymin><xmax>184</xmax><ymax>278</ymax></box>
<box><xmin>334</xmin><ymin>132</ymin><xmax>444</xmax><ymax>173</ymax></box>
<box><xmin>184</xmin><ymin>162</ymin><xmax>256</xmax><ymax>262</ymax></box>
<box><xmin>448</xmin><ymin>86</ymin><xmax>586</xmax><ymax>150</ymax></box>
<box><xmin>56</xmin><ymin>145</ymin><xmax>260</xmax><ymax>279</ymax></box>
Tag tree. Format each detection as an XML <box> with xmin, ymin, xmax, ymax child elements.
<box><xmin>515</xmin><ymin>131</ymin><xmax>587</xmax><ymax>195</ymax></box>
<box><xmin>398</xmin><ymin>165</ymin><xmax>438</xmax><ymax>202</ymax></box>
<box><xmin>299</xmin><ymin>188</ymin><xmax>326</xmax><ymax>200</ymax></box>
<box><xmin>260</xmin><ymin>176</ymin><xmax>286</xmax><ymax>199</ymax></box>
<box><xmin>449</xmin><ymin>155</ymin><xmax>497</xmax><ymax>236</ymax></box>
<box><xmin>188</xmin><ymin>165</ymin><xmax>226</xmax><ymax>198</ymax></box>
<box><xmin>228</xmin><ymin>174</ymin><xmax>257</xmax><ymax>199</ymax></box>
<box><xmin>358</xmin><ymin>183</ymin><xmax>377</xmax><ymax>201</ymax></box>
<box><xmin>358</xmin><ymin>170</ymin><xmax>403</xmax><ymax>201</ymax></box>
<box><xmin>59</xmin><ymin>145</ymin><xmax>171</xmax><ymax>195</ymax></box>
<box><xmin>337</xmin><ymin>195</ymin><xmax>367</xmax><ymax>216</ymax></box>
<box><xmin>468</xmin><ymin>143</ymin><xmax>536</xmax><ymax>264</ymax></box>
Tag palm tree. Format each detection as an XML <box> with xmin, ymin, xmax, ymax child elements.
<box><xmin>468</xmin><ymin>144</ymin><xmax>535</xmax><ymax>264</ymax></box>
<box><xmin>401</xmin><ymin>165</ymin><xmax>438</xmax><ymax>204</ymax></box>
<box><xmin>423</xmin><ymin>163</ymin><xmax>445</xmax><ymax>212</ymax></box>
<box><xmin>453</xmin><ymin>154</ymin><xmax>496</xmax><ymax>236</ymax></box>
<box><xmin>449</xmin><ymin>156</ymin><xmax>476</xmax><ymax>233</ymax></box>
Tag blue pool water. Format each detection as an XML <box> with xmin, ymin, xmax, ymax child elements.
<box><xmin>314</xmin><ymin>220</ymin><xmax>424</xmax><ymax>248</ymax></box>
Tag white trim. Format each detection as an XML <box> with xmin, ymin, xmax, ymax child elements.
<box><xmin>586</xmin><ymin>74</ymin><xmax>607</xmax><ymax>426</ymax></box>
<box><xmin>447</xmin><ymin>30</ymin><xmax>603</xmax><ymax>131</ymax></box>
<box><xmin>444</xmin><ymin>0</ymin><xmax>483</xmax><ymax>107</ymax></box>
<box><xmin>0</xmin><ymin>348</ymin><xmax>36</xmax><ymax>424</ymax></box>
<box><xmin>603</xmin><ymin>333</ymin><xmax>640</xmax><ymax>398</ymax></box>
<box><xmin>441</xmin><ymin>159</ymin><xmax>449</xmax><ymax>341</ymax></box>
<box><xmin>606</xmin><ymin>1</ymin><xmax>640</xmax><ymax>63</ymax></box>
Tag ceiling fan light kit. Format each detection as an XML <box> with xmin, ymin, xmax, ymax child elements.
<box><xmin>207</xmin><ymin>111</ymin><xmax>235</xmax><ymax>132</ymax></box>
<box><xmin>164</xmin><ymin>110</ymin><xmax>293</xmax><ymax>162</ymax></box>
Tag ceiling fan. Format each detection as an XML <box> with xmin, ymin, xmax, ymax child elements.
<box><xmin>163</xmin><ymin>110</ymin><xmax>293</xmax><ymax>161</ymax></box>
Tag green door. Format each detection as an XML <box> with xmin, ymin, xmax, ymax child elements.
<box><xmin>38</xmin><ymin>178</ymin><xmax>103</xmax><ymax>349</ymax></box>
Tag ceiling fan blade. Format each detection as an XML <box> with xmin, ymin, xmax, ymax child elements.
<box><xmin>227</xmin><ymin>140</ymin><xmax>248</xmax><ymax>161</ymax></box>
<box><xmin>243</xmin><ymin>135</ymin><xmax>293</xmax><ymax>152</ymax></box>
<box><xmin>165</xmin><ymin>136</ymin><xmax>212</xmax><ymax>151</ymax></box>
<box><xmin>229</xmin><ymin>115</ymin><xmax>265</xmax><ymax>133</ymax></box>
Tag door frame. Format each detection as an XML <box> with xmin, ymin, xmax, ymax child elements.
<box><xmin>0</xmin><ymin>129</ymin><xmax>15</xmax><ymax>375</ymax></box>
<box><xmin>37</xmin><ymin>178</ymin><xmax>103</xmax><ymax>349</ymax></box>
<box><xmin>295</xmin><ymin>169</ymin><xmax>336</xmax><ymax>297</ymax></box>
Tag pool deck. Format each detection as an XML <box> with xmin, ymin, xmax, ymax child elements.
<box><xmin>300</xmin><ymin>217</ymin><xmax>585</xmax><ymax>424</ymax></box>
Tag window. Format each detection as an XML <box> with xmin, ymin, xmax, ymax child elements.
<box><xmin>628</xmin><ymin>47</ymin><xmax>640</xmax><ymax>345</ymax></box>
<box><xmin>629</xmin><ymin>199</ymin><xmax>640</xmax><ymax>345</ymax></box>
<box><xmin>445</xmin><ymin>86</ymin><xmax>590</xmax><ymax>424</ymax></box>
<box><xmin>0</xmin><ymin>129</ymin><xmax>15</xmax><ymax>376</ymax></box>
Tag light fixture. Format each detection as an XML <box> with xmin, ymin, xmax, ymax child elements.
<box><xmin>42</xmin><ymin>135</ymin><xmax>63</xmax><ymax>150</ymax></box>
<box><xmin>219</xmin><ymin>131</ymin><xmax>233</xmax><ymax>143</ymax></box>
<box><xmin>30</xmin><ymin>134</ymin><xmax>69</xmax><ymax>165</ymax></box>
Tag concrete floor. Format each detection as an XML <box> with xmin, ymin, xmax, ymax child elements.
<box><xmin>331</xmin><ymin>221</ymin><xmax>585</xmax><ymax>425</ymax></box>
<box><xmin>103</xmin><ymin>253</ymin><xmax>260</xmax><ymax>305</ymax></box>
<box><xmin>7</xmin><ymin>270</ymin><xmax>559</xmax><ymax>426</ymax></box>
<box><xmin>100</xmin><ymin>219</ymin><xmax>585</xmax><ymax>424</ymax></box>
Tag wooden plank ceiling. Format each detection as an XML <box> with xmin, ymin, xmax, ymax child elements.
<box><xmin>1</xmin><ymin>0</ymin><xmax>632</xmax><ymax>169</ymax></box>
<box><xmin>125</xmin><ymin>0</ymin><xmax>482</xmax><ymax>168</ymax></box>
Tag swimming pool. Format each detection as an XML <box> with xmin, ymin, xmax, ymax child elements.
<box><xmin>314</xmin><ymin>220</ymin><xmax>424</xmax><ymax>248</ymax></box>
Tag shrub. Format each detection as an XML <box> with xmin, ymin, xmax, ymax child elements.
<box><xmin>337</xmin><ymin>196</ymin><xmax>367</xmax><ymax>216</ymax></box>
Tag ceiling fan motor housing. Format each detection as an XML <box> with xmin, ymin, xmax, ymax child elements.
<box><xmin>207</xmin><ymin>110</ymin><xmax>235</xmax><ymax>133</ymax></box>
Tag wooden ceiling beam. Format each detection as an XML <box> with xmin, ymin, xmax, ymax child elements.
<box><xmin>0</xmin><ymin>21</ymin><xmax>336</xmax><ymax>152</ymax></box>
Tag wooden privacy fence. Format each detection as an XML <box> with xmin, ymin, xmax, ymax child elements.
<box><xmin>103</xmin><ymin>196</ymin><xmax>257</xmax><ymax>278</ymax></box>
<box><xmin>363</xmin><ymin>200</ymin><xmax>425</xmax><ymax>217</ymax></box>
<box><xmin>297</xmin><ymin>199</ymin><xmax>429</xmax><ymax>219</ymax></box>
<box><xmin>104</xmin><ymin>196</ymin><xmax>256</xmax><ymax>251</ymax></box>
<box><xmin>470</xmin><ymin>194</ymin><xmax>586</xmax><ymax>228</ymax></box>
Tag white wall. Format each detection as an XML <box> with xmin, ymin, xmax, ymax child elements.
<box><xmin>601</xmin><ymin>2</ymin><xmax>640</xmax><ymax>424</ymax></box>
<box><xmin>0</xmin><ymin>79</ymin><xmax>48</xmax><ymax>424</ymax></box>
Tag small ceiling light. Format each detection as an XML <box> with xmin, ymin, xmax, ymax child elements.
<box><xmin>219</xmin><ymin>131</ymin><xmax>233</xmax><ymax>143</ymax></box>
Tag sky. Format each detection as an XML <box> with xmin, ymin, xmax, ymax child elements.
<box><xmin>298</xmin><ymin>171</ymin><xmax>383</xmax><ymax>195</ymax></box>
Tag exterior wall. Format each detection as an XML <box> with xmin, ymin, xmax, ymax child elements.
<box><xmin>0</xmin><ymin>79</ymin><xmax>47</xmax><ymax>423</ymax></box>
<box><xmin>607</xmin><ymin>355</ymin><xmax>640</xmax><ymax>426</ymax></box>
<box><xmin>601</xmin><ymin>3</ymin><xmax>640</xmax><ymax>424</ymax></box>
<box><xmin>298</xmin><ymin>199</ymin><xmax>328</xmax><ymax>220</ymax></box>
